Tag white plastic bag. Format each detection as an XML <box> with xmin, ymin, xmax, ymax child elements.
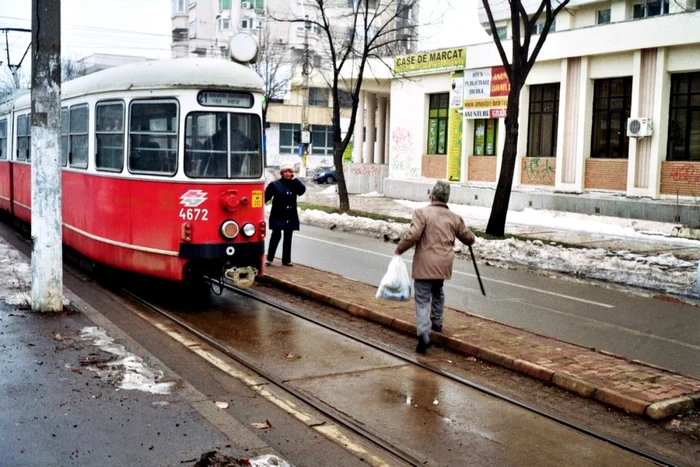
<box><xmin>376</xmin><ymin>256</ymin><xmax>412</xmax><ymax>301</ymax></box>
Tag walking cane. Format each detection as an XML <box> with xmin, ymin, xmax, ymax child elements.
<box><xmin>469</xmin><ymin>245</ymin><xmax>486</xmax><ymax>296</ymax></box>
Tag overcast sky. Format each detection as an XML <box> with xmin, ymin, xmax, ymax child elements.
<box><xmin>1</xmin><ymin>0</ymin><xmax>488</xmax><ymax>71</ymax></box>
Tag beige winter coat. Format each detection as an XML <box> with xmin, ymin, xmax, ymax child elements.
<box><xmin>396</xmin><ymin>202</ymin><xmax>476</xmax><ymax>280</ymax></box>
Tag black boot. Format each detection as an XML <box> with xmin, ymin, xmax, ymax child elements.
<box><xmin>431</xmin><ymin>324</ymin><xmax>442</xmax><ymax>333</ymax></box>
<box><xmin>416</xmin><ymin>334</ymin><xmax>431</xmax><ymax>354</ymax></box>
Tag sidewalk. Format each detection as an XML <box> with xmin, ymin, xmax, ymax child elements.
<box><xmin>260</xmin><ymin>263</ymin><xmax>700</xmax><ymax>420</ymax></box>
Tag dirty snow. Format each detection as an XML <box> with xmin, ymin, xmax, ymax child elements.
<box><xmin>290</xmin><ymin>202</ymin><xmax>700</xmax><ymax>299</ymax></box>
<box><xmin>78</xmin><ymin>326</ymin><xmax>176</xmax><ymax>395</ymax></box>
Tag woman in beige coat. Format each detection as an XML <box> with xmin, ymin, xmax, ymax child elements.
<box><xmin>394</xmin><ymin>180</ymin><xmax>476</xmax><ymax>354</ymax></box>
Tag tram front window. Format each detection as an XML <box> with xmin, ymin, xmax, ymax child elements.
<box><xmin>185</xmin><ymin>112</ymin><xmax>262</xmax><ymax>179</ymax></box>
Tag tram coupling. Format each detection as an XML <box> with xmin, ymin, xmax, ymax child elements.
<box><xmin>224</xmin><ymin>265</ymin><xmax>258</xmax><ymax>288</ymax></box>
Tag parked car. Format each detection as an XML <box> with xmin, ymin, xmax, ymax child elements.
<box><xmin>313</xmin><ymin>167</ymin><xmax>336</xmax><ymax>184</ymax></box>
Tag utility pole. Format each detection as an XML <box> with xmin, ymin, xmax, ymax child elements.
<box><xmin>31</xmin><ymin>0</ymin><xmax>63</xmax><ymax>312</ymax></box>
<box><xmin>300</xmin><ymin>14</ymin><xmax>310</xmax><ymax>178</ymax></box>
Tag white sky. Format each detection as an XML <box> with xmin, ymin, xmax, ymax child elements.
<box><xmin>0</xmin><ymin>0</ymin><xmax>487</xmax><ymax>74</ymax></box>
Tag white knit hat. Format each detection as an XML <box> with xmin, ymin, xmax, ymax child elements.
<box><xmin>280</xmin><ymin>161</ymin><xmax>294</xmax><ymax>173</ymax></box>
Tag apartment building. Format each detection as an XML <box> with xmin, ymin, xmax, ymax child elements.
<box><xmin>384</xmin><ymin>0</ymin><xmax>700</xmax><ymax>225</ymax></box>
<box><xmin>171</xmin><ymin>0</ymin><xmax>417</xmax><ymax>168</ymax></box>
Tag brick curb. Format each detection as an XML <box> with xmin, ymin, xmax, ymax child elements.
<box><xmin>259</xmin><ymin>274</ymin><xmax>700</xmax><ymax>420</ymax></box>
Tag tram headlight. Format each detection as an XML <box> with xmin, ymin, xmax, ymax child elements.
<box><xmin>220</xmin><ymin>220</ymin><xmax>240</xmax><ymax>239</ymax></box>
<box><xmin>241</xmin><ymin>223</ymin><xmax>256</xmax><ymax>238</ymax></box>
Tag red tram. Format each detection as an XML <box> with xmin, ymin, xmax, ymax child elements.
<box><xmin>0</xmin><ymin>57</ymin><xmax>267</xmax><ymax>285</ymax></box>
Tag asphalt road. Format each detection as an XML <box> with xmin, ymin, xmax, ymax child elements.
<box><xmin>281</xmin><ymin>223</ymin><xmax>700</xmax><ymax>379</ymax></box>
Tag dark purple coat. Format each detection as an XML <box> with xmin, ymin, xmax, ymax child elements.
<box><xmin>265</xmin><ymin>177</ymin><xmax>306</xmax><ymax>231</ymax></box>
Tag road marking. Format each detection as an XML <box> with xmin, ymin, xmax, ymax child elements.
<box><xmin>296</xmin><ymin>233</ymin><xmax>614</xmax><ymax>308</ymax></box>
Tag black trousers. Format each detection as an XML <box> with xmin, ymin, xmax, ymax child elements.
<box><xmin>267</xmin><ymin>229</ymin><xmax>294</xmax><ymax>264</ymax></box>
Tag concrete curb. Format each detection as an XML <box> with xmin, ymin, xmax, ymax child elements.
<box><xmin>260</xmin><ymin>275</ymin><xmax>698</xmax><ymax>420</ymax></box>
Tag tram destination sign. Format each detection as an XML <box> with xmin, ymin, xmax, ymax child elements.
<box><xmin>198</xmin><ymin>91</ymin><xmax>253</xmax><ymax>108</ymax></box>
<box><xmin>394</xmin><ymin>47</ymin><xmax>467</xmax><ymax>76</ymax></box>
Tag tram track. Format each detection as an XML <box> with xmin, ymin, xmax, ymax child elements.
<box><xmin>118</xmin><ymin>276</ymin><xmax>680</xmax><ymax>467</ymax></box>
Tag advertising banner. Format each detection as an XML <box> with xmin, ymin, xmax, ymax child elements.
<box><xmin>463</xmin><ymin>66</ymin><xmax>510</xmax><ymax>119</ymax></box>
<box><xmin>447</xmin><ymin>71</ymin><xmax>464</xmax><ymax>181</ymax></box>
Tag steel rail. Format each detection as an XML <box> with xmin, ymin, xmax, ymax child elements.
<box><xmin>211</xmin><ymin>278</ymin><xmax>680</xmax><ymax>467</ymax></box>
<box><xmin>119</xmin><ymin>286</ymin><xmax>425</xmax><ymax>467</ymax></box>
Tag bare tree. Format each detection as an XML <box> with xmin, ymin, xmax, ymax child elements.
<box><xmin>251</xmin><ymin>27</ymin><xmax>298</xmax><ymax>126</ymax></box>
<box><xmin>61</xmin><ymin>57</ymin><xmax>86</xmax><ymax>82</ymax></box>
<box><xmin>481</xmin><ymin>0</ymin><xmax>569</xmax><ymax>237</ymax></box>
<box><xmin>274</xmin><ymin>0</ymin><xmax>418</xmax><ymax>211</ymax></box>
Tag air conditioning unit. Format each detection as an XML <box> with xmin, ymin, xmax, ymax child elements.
<box><xmin>241</xmin><ymin>1</ymin><xmax>252</xmax><ymax>8</ymax></box>
<box><xmin>627</xmin><ymin>117</ymin><xmax>653</xmax><ymax>138</ymax></box>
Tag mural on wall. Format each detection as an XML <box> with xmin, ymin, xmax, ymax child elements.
<box><xmin>390</xmin><ymin>127</ymin><xmax>421</xmax><ymax>178</ymax></box>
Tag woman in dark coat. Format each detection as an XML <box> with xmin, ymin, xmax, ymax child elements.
<box><xmin>265</xmin><ymin>161</ymin><xmax>306</xmax><ymax>266</ymax></box>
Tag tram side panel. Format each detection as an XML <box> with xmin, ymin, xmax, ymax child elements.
<box><xmin>11</xmin><ymin>163</ymin><xmax>31</xmax><ymax>223</ymax></box>
<box><xmin>0</xmin><ymin>161</ymin><xmax>10</xmax><ymax>212</ymax></box>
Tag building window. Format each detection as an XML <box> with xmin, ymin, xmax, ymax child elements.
<box><xmin>527</xmin><ymin>83</ymin><xmax>559</xmax><ymax>157</ymax></box>
<box><xmin>496</xmin><ymin>26</ymin><xmax>507</xmax><ymax>40</ymax></box>
<box><xmin>311</xmin><ymin>125</ymin><xmax>334</xmax><ymax>155</ymax></box>
<box><xmin>473</xmin><ymin>119</ymin><xmax>498</xmax><ymax>156</ymax></box>
<box><xmin>668</xmin><ymin>72</ymin><xmax>700</xmax><ymax>161</ymax></box>
<box><xmin>241</xmin><ymin>18</ymin><xmax>252</xmax><ymax>29</ymax></box>
<box><xmin>220</xmin><ymin>0</ymin><xmax>231</xmax><ymax>9</ymax></box>
<box><xmin>427</xmin><ymin>93</ymin><xmax>449</xmax><ymax>155</ymax></box>
<box><xmin>591</xmin><ymin>77</ymin><xmax>632</xmax><ymax>158</ymax></box>
<box><xmin>0</xmin><ymin>119</ymin><xmax>6</xmax><ymax>160</ymax></box>
<box><xmin>96</xmin><ymin>101</ymin><xmax>125</xmax><ymax>172</ymax></box>
<box><xmin>172</xmin><ymin>0</ymin><xmax>187</xmax><ymax>13</ymax></box>
<box><xmin>532</xmin><ymin>21</ymin><xmax>556</xmax><ymax>35</ymax></box>
<box><xmin>218</xmin><ymin>18</ymin><xmax>231</xmax><ymax>30</ymax></box>
<box><xmin>188</xmin><ymin>0</ymin><xmax>196</xmax><ymax>7</ymax></box>
<box><xmin>337</xmin><ymin>90</ymin><xmax>353</xmax><ymax>109</ymax></box>
<box><xmin>632</xmin><ymin>0</ymin><xmax>669</xmax><ymax>18</ymax></box>
<box><xmin>188</xmin><ymin>21</ymin><xmax>196</xmax><ymax>37</ymax></box>
<box><xmin>597</xmin><ymin>9</ymin><xmax>611</xmax><ymax>24</ymax></box>
<box><xmin>309</xmin><ymin>88</ymin><xmax>329</xmax><ymax>107</ymax></box>
<box><xmin>16</xmin><ymin>114</ymin><xmax>30</xmax><ymax>162</ymax></box>
<box><xmin>279</xmin><ymin>123</ymin><xmax>301</xmax><ymax>154</ymax></box>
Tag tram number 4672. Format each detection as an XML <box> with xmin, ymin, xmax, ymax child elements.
<box><xmin>179</xmin><ymin>208</ymin><xmax>209</xmax><ymax>221</ymax></box>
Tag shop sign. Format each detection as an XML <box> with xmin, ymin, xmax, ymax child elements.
<box><xmin>463</xmin><ymin>66</ymin><xmax>510</xmax><ymax>119</ymax></box>
<box><xmin>394</xmin><ymin>47</ymin><xmax>467</xmax><ymax>76</ymax></box>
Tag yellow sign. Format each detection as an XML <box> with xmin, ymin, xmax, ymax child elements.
<box><xmin>463</xmin><ymin>97</ymin><xmax>508</xmax><ymax>109</ymax></box>
<box><xmin>394</xmin><ymin>47</ymin><xmax>467</xmax><ymax>75</ymax></box>
<box><xmin>251</xmin><ymin>190</ymin><xmax>263</xmax><ymax>208</ymax></box>
<box><xmin>447</xmin><ymin>71</ymin><xmax>464</xmax><ymax>182</ymax></box>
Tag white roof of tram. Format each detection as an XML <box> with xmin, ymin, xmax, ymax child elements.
<box><xmin>5</xmin><ymin>58</ymin><xmax>264</xmax><ymax>110</ymax></box>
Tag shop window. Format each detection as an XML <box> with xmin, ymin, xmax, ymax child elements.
<box><xmin>473</xmin><ymin>119</ymin><xmax>498</xmax><ymax>156</ymax></box>
<box><xmin>668</xmin><ymin>72</ymin><xmax>700</xmax><ymax>161</ymax></box>
<box><xmin>597</xmin><ymin>9</ymin><xmax>611</xmax><ymax>25</ymax></box>
<box><xmin>527</xmin><ymin>83</ymin><xmax>559</xmax><ymax>157</ymax></box>
<box><xmin>632</xmin><ymin>0</ymin><xmax>669</xmax><ymax>18</ymax></box>
<box><xmin>427</xmin><ymin>93</ymin><xmax>449</xmax><ymax>155</ymax></box>
<box><xmin>591</xmin><ymin>77</ymin><xmax>632</xmax><ymax>158</ymax></box>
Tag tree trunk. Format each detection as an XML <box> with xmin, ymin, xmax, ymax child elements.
<box><xmin>334</xmin><ymin>143</ymin><xmax>350</xmax><ymax>211</ymax></box>
<box><xmin>486</xmin><ymin>85</ymin><xmax>522</xmax><ymax>237</ymax></box>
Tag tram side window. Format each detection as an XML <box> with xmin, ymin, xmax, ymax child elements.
<box><xmin>16</xmin><ymin>115</ymin><xmax>30</xmax><ymax>162</ymax></box>
<box><xmin>129</xmin><ymin>100</ymin><xmax>178</xmax><ymax>176</ymax></box>
<box><xmin>60</xmin><ymin>108</ymin><xmax>69</xmax><ymax>166</ymax></box>
<box><xmin>184</xmin><ymin>112</ymin><xmax>261</xmax><ymax>179</ymax></box>
<box><xmin>0</xmin><ymin>119</ymin><xmax>7</xmax><ymax>160</ymax></box>
<box><xmin>69</xmin><ymin>105</ymin><xmax>89</xmax><ymax>169</ymax></box>
<box><xmin>96</xmin><ymin>102</ymin><xmax>125</xmax><ymax>172</ymax></box>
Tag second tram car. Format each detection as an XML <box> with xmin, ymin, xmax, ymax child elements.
<box><xmin>0</xmin><ymin>57</ymin><xmax>267</xmax><ymax>285</ymax></box>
